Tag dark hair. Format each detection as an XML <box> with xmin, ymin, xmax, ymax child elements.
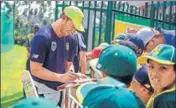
<box><xmin>148</xmin><ymin>59</ymin><xmax>176</xmax><ymax>72</ymax></box>
<box><xmin>117</xmin><ymin>40</ymin><xmax>138</xmax><ymax>54</ymax></box>
<box><xmin>174</xmin><ymin>64</ymin><xmax>176</xmax><ymax>72</ymax></box>
<box><xmin>59</xmin><ymin>12</ymin><xmax>71</xmax><ymax>21</ymax></box>
<box><xmin>59</xmin><ymin>11</ymin><xmax>64</xmax><ymax>18</ymax></box>
<box><xmin>109</xmin><ymin>74</ymin><xmax>133</xmax><ymax>86</ymax></box>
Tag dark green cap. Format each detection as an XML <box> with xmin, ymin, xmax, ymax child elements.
<box><xmin>96</xmin><ymin>45</ymin><xmax>137</xmax><ymax>76</ymax></box>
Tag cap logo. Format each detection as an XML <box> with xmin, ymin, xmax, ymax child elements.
<box><xmin>114</xmin><ymin>52</ymin><xmax>118</xmax><ymax>56</ymax></box>
<box><xmin>129</xmin><ymin>52</ymin><xmax>133</xmax><ymax>55</ymax></box>
<box><xmin>152</xmin><ymin>46</ymin><xmax>161</xmax><ymax>56</ymax></box>
<box><xmin>97</xmin><ymin>64</ymin><xmax>102</xmax><ymax>69</ymax></box>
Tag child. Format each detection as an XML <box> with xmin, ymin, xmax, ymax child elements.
<box><xmin>138</xmin><ymin>44</ymin><xmax>176</xmax><ymax>108</ymax></box>
<box><xmin>82</xmin><ymin>45</ymin><xmax>145</xmax><ymax>108</ymax></box>
<box><xmin>12</xmin><ymin>97</ymin><xmax>58</xmax><ymax>108</ymax></box>
<box><xmin>130</xmin><ymin>65</ymin><xmax>153</xmax><ymax>104</ymax></box>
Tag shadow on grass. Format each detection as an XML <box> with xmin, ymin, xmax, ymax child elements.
<box><xmin>1</xmin><ymin>92</ymin><xmax>25</xmax><ymax>108</ymax></box>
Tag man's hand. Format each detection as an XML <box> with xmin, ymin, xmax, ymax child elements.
<box><xmin>56</xmin><ymin>72</ymin><xmax>80</xmax><ymax>83</ymax></box>
<box><xmin>76</xmin><ymin>73</ymin><xmax>88</xmax><ymax>79</ymax></box>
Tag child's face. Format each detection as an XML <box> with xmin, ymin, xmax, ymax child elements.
<box><xmin>145</xmin><ymin>34</ymin><xmax>165</xmax><ymax>52</ymax></box>
<box><xmin>148</xmin><ymin>60</ymin><xmax>175</xmax><ymax>92</ymax></box>
<box><xmin>130</xmin><ymin>80</ymin><xmax>152</xmax><ymax>104</ymax></box>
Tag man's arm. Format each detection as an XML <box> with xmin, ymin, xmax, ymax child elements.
<box><xmin>30</xmin><ymin>61</ymin><xmax>78</xmax><ymax>83</ymax></box>
<box><xmin>77</xmin><ymin>32</ymin><xmax>87</xmax><ymax>74</ymax></box>
<box><xmin>65</xmin><ymin>61</ymin><xmax>73</xmax><ymax>72</ymax></box>
<box><xmin>79</xmin><ymin>51</ymin><xmax>87</xmax><ymax>74</ymax></box>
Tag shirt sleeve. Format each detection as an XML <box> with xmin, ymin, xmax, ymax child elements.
<box><xmin>30</xmin><ymin>35</ymin><xmax>48</xmax><ymax>64</ymax></box>
<box><xmin>77</xmin><ymin>32</ymin><xmax>87</xmax><ymax>51</ymax></box>
<box><xmin>67</xmin><ymin>36</ymin><xmax>78</xmax><ymax>62</ymax></box>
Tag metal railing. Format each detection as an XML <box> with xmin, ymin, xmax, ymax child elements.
<box><xmin>55</xmin><ymin>1</ymin><xmax>176</xmax><ymax>50</ymax></box>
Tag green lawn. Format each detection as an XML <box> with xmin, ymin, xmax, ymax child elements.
<box><xmin>1</xmin><ymin>45</ymin><xmax>27</xmax><ymax>108</ymax></box>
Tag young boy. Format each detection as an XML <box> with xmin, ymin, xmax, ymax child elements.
<box><xmin>138</xmin><ymin>44</ymin><xmax>176</xmax><ymax>108</ymax></box>
<box><xmin>82</xmin><ymin>45</ymin><xmax>145</xmax><ymax>108</ymax></box>
<box><xmin>130</xmin><ymin>65</ymin><xmax>153</xmax><ymax>104</ymax></box>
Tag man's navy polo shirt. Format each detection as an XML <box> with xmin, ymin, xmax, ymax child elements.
<box><xmin>27</xmin><ymin>24</ymin><xmax>77</xmax><ymax>90</ymax></box>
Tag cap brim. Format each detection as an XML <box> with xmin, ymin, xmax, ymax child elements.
<box><xmin>76</xmin><ymin>82</ymin><xmax>97</xmax><ymax>104</ymax></box>
<box><xmin>89</xmin><ymin>59</ymin><xmax>100</xmax><ymax>73</ymax></box>
<box><xmin>73</xmin><ymin>21</ymin><xmax>85</xmax><ymax>32</ymax></box>
<box><xmin>137</xmin><ymin>56</ymin><xmax>175</xmax><ymax>65</ymax></box>
<box><xmin>89</xmin><ymin>59</ymin><xmax>103</xmax><ymax>78</ymax></box>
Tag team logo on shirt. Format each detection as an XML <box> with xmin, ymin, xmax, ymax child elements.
<box><xmin>51</xmin><ymin>41</ymin><xmax>57</xmax><ymax>51</ymax></box>
<box><xmin>32</xmin><ymin>54</ymin><xmax>39</xmax><ymax>59</ymax></box>
<box><xmin>66</xmin><ymin>42</ymin><xmax>69</xmax><ymax>51</ymax></box>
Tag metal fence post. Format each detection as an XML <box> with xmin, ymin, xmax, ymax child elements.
<box><xmin>55</xmin><ymin>1</ymin><xmax>58</xmax><ymax>20</ymax></box>
<box><xmin>150</xmin><ymin>1</ymin><xmax>155</xmax><ymax>28</ymax></box>
<box><xmin>105</xmin><ymin>1</ymin><xmax>113</xmax><ymax>43</ymax></box>
<box><xmin>144</xmin><ymin>2</ymin><xmax>148</xmax><ymax>17</ymax></box>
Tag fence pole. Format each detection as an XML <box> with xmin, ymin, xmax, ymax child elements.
<box><xmin>168</xmin><ymin>1</ymin><xmax>173</xmax><ymax>29</ymax></box>
<box><xmin>105</xmin><ymin>1</ymin><xmax>113</xmax><ymax>43</ymax></box>
<box><xmin>92</xmin><ymin>1</ymin><xmax>97</xmax><ymax>47</ymax></box>
<box><xmin>150</xmin><ymin>1</ymin><xmax>155</xmax><ymax>28</ymax></box>
<box><xmin>162</xmin><ymin>1</ymin><xmax>166</xmax><ymax>28</ymax></box>
<box><xmin>55</xmin><ymin>1</ymin><xmax>58</xmax><ymax>20</ymax></box>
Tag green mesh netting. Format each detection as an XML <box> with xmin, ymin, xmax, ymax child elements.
<box><xmin>1</xmin><ymin>3</ymin><xmax>14</xmax><ymax>53</ymax></box>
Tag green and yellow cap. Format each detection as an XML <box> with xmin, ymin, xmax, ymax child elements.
<box><xmin>64</xmin><ymin>6</ymin><xmax>84</xmax><ymax>32</ymax></box>
<box><xmin>137</xmin><ymin>44</ymin><xmax>176</xmax><ymax>65</ymax></box>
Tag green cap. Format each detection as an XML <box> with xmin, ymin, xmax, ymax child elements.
<box><xmin>138</xmin><ymin>44</ymin><xmax>176</xmax><ymax>65</ymax></box>
<box><xmin>83</xmin><ymin>85</ymin><xmax>139</xmax><ymax>108</ymax></box>
<box><xmin>96</xmin><ymin>45</ymin><xmax>137</xmax><ymax>77</ymax></box>
<box><xmin>12</xmin><ymin>97</ymin><xmax>58</xmax><ymax>108</ymax></box>
<box><xmin>114</xmin><ymin>33</ymin><xmax>128</xmax><ymax>40</ymax></box>
<box><xmin>64</xmin><ymin>6</ymin><xmax>84</xmax><ymax>32</ymax></box>
<box><xmin>76</xmin><ymin>82</ymin><xmax>97</xmax><ymax>104</ymax></box>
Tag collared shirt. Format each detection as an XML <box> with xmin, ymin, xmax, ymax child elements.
<box><xmin>146</xmin><ymin>85</ymin><xmax>176</xmax><ymax>108</ymax></box>
<box><xmin>27</xmin><ymin>24</ymin><xmax>78</xmax><ymax>90</ymax></box>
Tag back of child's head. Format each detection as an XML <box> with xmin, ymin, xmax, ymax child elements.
<box><xmin>12</xmin><ymin>97</ymin><xmax>58</xmax><ymax>108</ymax></box>
<box><xmin>133</xmin><ymin>65</ymin><xmax>153</xmax><ymax>93</ymax></box>
<box><xmin>96</xmin><ymin>45</ymin><xmax>137</xmax><ymax>85</ymax></box>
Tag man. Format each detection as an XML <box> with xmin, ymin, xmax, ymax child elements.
<box><xmin>72</xmin><ymin>31</ymin><xmax>87</xmax><ymax>74</ymax></box>
<box><xmin>25</xmin><ymin>24</ymin><xmax>40</xmax><ymax>57</ymax></box>
<box><xmin>25</xmin><ymin>24</ymin><xmax>39</xmax><ymax>71</ymax></box>
<box><xmin>28</xmin><ymin>6</ymin><xmax>85</xmax><ymax>106</ymax></box>
<box><xmin>136</xmin><ymin>27</ymin><xmax>175</xmax><ymax>52</ymax></box>
<box><xmin>130</xmin><ymin>65</ymin><xmax>153</xmax><ymax>104</ymax></box>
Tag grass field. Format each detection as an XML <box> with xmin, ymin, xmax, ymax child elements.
<box><xmin>1</xmin><ymin>45</ymin><xmax>27</xmax><ymax>108</ymax></box>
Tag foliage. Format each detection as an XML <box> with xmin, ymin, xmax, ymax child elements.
<box><xmin>2</xmin><ymin>1</ymin><xmax>55</xmax><ymax>45</ymax></box>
